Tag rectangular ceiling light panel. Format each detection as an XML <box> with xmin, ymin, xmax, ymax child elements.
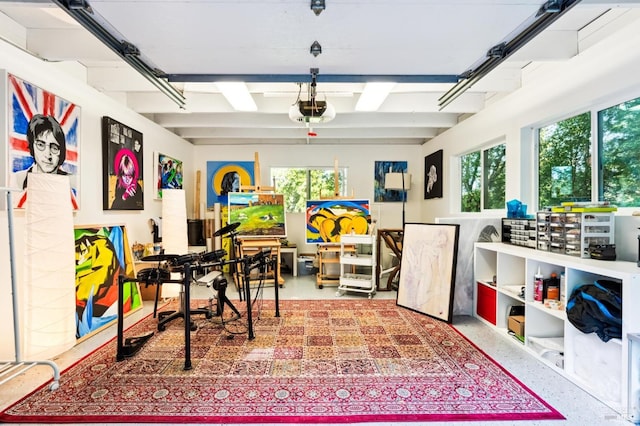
<box><xmin>355</xmin><ymin>82</ymin><xmax>396</xmax><ymax>111</ymax></box>
<box><xmin>217</xmin><ymin>82</ymin><xmax>257</xmax><ymax>111</ymax></box>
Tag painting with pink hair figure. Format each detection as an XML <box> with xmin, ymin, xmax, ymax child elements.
<box><xmin>102</xmin><ymin>117</ymin><xmax>144</xmax><ymax>210</ymax></box>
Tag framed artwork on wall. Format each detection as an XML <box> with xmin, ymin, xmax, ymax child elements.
<box><xmin>228</xmin><ymin>192</ymin><xmax>286</xmax><ymax>237</ymax></box>
<box><xmin>206</xmin><ymin>161</ymin><xmax>254</xmax><ymax>208</ymax></box>
<box><xmin>102</xmin><ymin>116</ymin><xmax>144</xmax><ymax>210</ymax></box>
<box><xmin>74</xmin><ymin>224</ymin><xmax>142</xmax><ymax>341</ymax></box>
<box><xmin>7</xmin><ymin>73</ymin><xmax>81</xmax><ymax>209</ymax></box>
<box><xmin>155</xmin><ymin>152</ymin><xmax>183</xmax><ymax>199</ymax></box>
<box><xmin>396</xmin><ymin>223</ymin><xmax>460</xmax><ymax>323</ymax></box>
<box><xmin>424</xmin><ymin>149</ymin><xmax>443</xmax><ymax>199</ymax></box>
<box><xmin>374</xmin><ymin>160</ymin><xmax>408</xmax><ymax>202</ymax></box>
<box><xmin>305</xmin><ymin>199</ymin><xmax>370</xmax><ymax>244</ymax></box>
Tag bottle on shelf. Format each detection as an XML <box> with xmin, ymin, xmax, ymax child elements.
<box><xmin>546</xmin><ymin>272</ymin><xmax>560</xmax><ymax>300</ymax></box>
<box><xmin>534</xmin><ymin>266</ymin><xmax>544</xmax><ymax>302</ymax></box>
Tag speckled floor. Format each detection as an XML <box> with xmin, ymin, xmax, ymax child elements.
<box><xmin>0</xmin><ymin>273</ymin><xmax>631</xmax><ymax>426</ymax></box>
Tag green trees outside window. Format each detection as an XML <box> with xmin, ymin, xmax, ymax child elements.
<box><xmin>271</xmin><ymin>167</ymin><xmax>347</xmax><ymax>213</ymax></box>
<box><xmin>483</xmin><ymin>144</ymin><xmax>506</xmax><ymax>210</ymax></box>
<box><xmin>598</xmin><ymin>98</ymin><xmax>640</xmax><ymax>207</ymax></box>
<box><xmin>461</xmin><ymin>151</ymin><xmax>481</xmax><ymax>212</ymax></box>
<box><xmin>538</xmin><ymin>112</ymin><xmax>592</xmax><ymax>209</ymax></box>
<box><xmin>461</xmin><ymin>144</ymin><xmax>505</xmax><ymax>212</ymax></box>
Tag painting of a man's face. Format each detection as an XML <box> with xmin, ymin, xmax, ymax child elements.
<box><xmin>33</xmin><ymin>130</ymin><xmax>61</xmax><ymax>173</ymax></box>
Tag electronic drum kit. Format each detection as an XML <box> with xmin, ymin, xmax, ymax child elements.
<box><xmin>117</xmin><ymin>222</ymin><xmax>279</xmax><ymax>370</ymax></box>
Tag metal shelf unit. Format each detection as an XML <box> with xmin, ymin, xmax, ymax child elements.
<box><xmin>337</xmin><ymin>233</ymin><xmax>376</xmax><ymax>298</ymax></box>
<box><xmin>0</xmin><ymin>188</ymin><xmax>60</xmax><ymax>391</ymax></box>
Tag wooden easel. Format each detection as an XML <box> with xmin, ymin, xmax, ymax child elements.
<box><xmin>234</xmin><ymin>152</ymin><xmax>284</xmax><ymax>286</ymax></box>
<box><xmin>240</xmin><ymin>152</ymin><xmax>274</xmax><ymax>193</ymax></box>
<box><xmin>320</xmin><ymin>157</ymin><xmax>354</xmax><ymax>199</ymax></box>
<box><xmin>315</xmin><ymin>157</ymin><xmax>360</xmax><ymax>287</ymax></box>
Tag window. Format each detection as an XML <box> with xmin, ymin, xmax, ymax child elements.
<box><xmin>460</xmin><ymin>143</ymin><xmax>505</xmax><ymax>212</ymax></box>
<box><xmin>461</xmin><ymin>152</ymin><xmax>480</xmax><ymax>212</ymax></box>
<box><xmin>598</xmin><ymin>97</ymin><xmax>640</xmax><ymax>207</ymax></box>
<box><xmin>483</xmin><ymin>144</ymin><xmax>506</xmax><ymax>210</ymax></box>
<box><xmin>537</xmin><ymin>112</ymin><xmax>591</xmax><ymax>209</ymax></box>
<box><xmin>271</xmin><ymin>167</ymin><xmax>348</xmax><ymax>213</ymax></box>
<box><xmin>537</xmin><ymin>95</ymin><xmax>640</xmax><ymax>210</ymax></box>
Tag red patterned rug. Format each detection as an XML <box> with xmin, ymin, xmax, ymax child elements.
<box><xmin>1</xmin><ymin>299</ymin><xmax>563</xmax><ymax>423</ymax></box>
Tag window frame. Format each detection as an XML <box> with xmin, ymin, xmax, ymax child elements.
<box><xmin>270</xmin><ymin>166</ymin><xmax>348</xmax><ymax>213</ymax></box>
<box><xmin>457</xmin><ymin>139</ymin><xmax>506</xmax><ymax>214</ymax></box>
<box><xmin>533</xmin><ymin>88</ymin><xmax>640</xmax><ymax>212</ymax></box>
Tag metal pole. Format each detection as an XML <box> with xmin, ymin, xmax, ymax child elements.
<box><xmin>6</xmin><ymin>190</ymin><xmax>22</xmax><ymax>362</ymax></box>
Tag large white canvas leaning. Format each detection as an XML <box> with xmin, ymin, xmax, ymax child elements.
<box><xmin>396</xmin><ymin>223</ymin><xmax>460</xmax><ymax>323</ymax></box>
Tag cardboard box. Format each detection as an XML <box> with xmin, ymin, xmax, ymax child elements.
<box><xmin>508</xmin><ymin>315</ymin><xmax>525</xmax><ymax>336</ymax></box>
<box><xmin>139</xmin><ymin>282</ymin><xmax>162</xmax><ymax>301</ymax></box>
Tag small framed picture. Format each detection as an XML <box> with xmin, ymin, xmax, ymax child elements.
<box><xmin>424</xmin><ymin>149</ymin><xmax>443</xmax><ymax>199</ymax></box>
<box><xmin>155</xmin><ymin>152</ymin><xmax>183</xmax><ymax>199</ymax></box>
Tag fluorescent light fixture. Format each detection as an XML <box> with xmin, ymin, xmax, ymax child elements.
<box><xmin>216</xmin><ymin>82</ymin><xmax>257</xmax><ymax>111</ymax></box>
<box><xmin>355</xmin><ymin>82</ymin><xmax>395</xmax><ymax>111</ymax></box>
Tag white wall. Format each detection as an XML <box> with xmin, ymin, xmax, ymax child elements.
<box><xmin>0</xmin><ymin>40</ymin><xmax>193</xmax><ymax>245</ymax></box>
<box><xmin>0</xmin><ymin>39</ymin><xmax>192</xmax><ymax>359</ymax></box>
<box><xmin>419</xmin><ymin>15</ymin><xmax>640</xmax><ymax>261</ymax></box>
<box><xmin>4</xmin><ymin>13</ymin><xmax>640</xmax><ymax>357</ymax></box>
<box><xmin>192</xmin><ymin>144</ymin><xmax>422</xmax><ymax>255</ymax></box>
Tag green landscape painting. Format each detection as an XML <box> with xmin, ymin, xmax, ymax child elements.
<box><xmin>228</xmin><ymin>192</ymin><xmax>286</xmax><ymax>237</ymax></box>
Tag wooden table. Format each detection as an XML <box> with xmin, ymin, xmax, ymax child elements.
<box><xmin>236</xmin><ymin>238</ymin><xmax>284</xmax><ymax>286</ymax></box>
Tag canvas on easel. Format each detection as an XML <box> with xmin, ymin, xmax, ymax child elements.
<box><xmin>305</xmin><ymin>199</ymin><xmax>370</xmax><ymax>244</ymax></box>
<box><xmin>228</xmin><ymin>192</ymin><xmax>286</xmax><ymax>238</ymax></box>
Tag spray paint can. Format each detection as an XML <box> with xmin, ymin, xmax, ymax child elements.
<box><xmin>534</xmin><ymin>266</ymin><xmax>544</xmax><ymax>302</ymax></box>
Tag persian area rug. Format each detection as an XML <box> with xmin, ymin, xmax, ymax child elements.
<box><xmin>1</xmin><ymin>299</ymin><xmax>563</xmax><ymax>423</ymax></box>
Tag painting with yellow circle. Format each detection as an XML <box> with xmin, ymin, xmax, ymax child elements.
<box><xmin>206</xmin><ymin>161</ymin><xmax>254</xmax><ymax>208</ymax></box>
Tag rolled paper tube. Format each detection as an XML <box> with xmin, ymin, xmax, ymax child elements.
<box><xmin>23</xmin><ymin>174</ymin><xmax>76</xmax><ymax>359</ymax></box>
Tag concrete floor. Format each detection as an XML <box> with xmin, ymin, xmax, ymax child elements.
<box><xmin>0</xmin><ymin>272</ymin><xmax>631</xmax><ymax>426</ymax></box>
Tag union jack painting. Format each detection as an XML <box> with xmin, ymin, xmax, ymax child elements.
<box><xmin>7</xmin><ymin>74</ymin><xmax>80</xmax><ymax>209</ymax></box>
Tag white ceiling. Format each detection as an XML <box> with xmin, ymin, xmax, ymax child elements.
<box><xmin>0</xmin><ymin>0</ymin><xmax>638</xmax><ymax>145</ymax></box>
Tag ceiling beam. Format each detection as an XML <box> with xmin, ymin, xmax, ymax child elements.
<box><xmin>176</xmin><ymin>127</ymin><xmax>440</xmax><ymax>139</ymax></box>
<box><xmin>152</xmin><ymin>112</ymin><xmax>459</xmax><ymax>129</ymax></box>
<box><xmin>438</xmin><ymin>0</ymin><xmax>583</xmax><ymax>109</ymax></box>
<box><xmin>189</xmin><ymin>137</ymin><xmax>426</xmax><ymax>146</ymax></box>
<box><xmin>51</xmin><ymin>0</ymin><xmax>186</xmax><ymax>108</ymax></box>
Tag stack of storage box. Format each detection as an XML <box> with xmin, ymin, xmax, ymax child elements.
<box><xmin>502</xmin><ymin>218</ymin><xmax>537</xmax><ymax>249</ymax></box>
<box><xmin>536</xmin><ymin>211</ymin><xmax>615</xmax><ymax>258</ymax></box>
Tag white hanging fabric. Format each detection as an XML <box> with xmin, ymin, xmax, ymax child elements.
<box><xmin>161</xmin><ymin>189</ymin><xmax>189</xmax><ymax>297</ymax></box>
<box><xmin>23</xmin><ymin>174</ymin><xmax>76</xmax><ymax>359</ymax></box>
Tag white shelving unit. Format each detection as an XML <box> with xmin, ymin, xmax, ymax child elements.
<box><xmin>474</xmin><ymin>242</ymin><xmax>640</xmax><ymax>422</ymax></box>
<box><xmin>337</xmin><ymin>233</ymin><xmax>376</xmax><ymax>298</ymax></box>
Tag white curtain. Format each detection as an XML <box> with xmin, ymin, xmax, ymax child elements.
<box><xmin>23</xmin><ymin>174</ymin><xmax>76</xmax><ymax>359</ymax></box>
<box><xmin>161</xmin><ymin>189</ymin><xmax>188</xmax><ymax>297</ymax></box>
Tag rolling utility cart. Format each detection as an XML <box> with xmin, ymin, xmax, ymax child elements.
<box><xmin>337</xmin><ymin>233</ymin><xmax>376</xmax><ymax>298</ymax></box>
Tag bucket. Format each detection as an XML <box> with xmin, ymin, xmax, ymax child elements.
<box><xmin>187</xmin><ymin>219</ymin><xmax>205</xmax><ymax>246</ymax></box>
